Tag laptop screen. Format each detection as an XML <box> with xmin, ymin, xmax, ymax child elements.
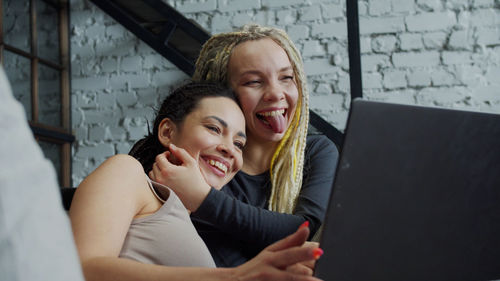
<box><xmin>315</xmin><ymin>99</ymin><xmax>500</xmax><ymax>281</ymax></box>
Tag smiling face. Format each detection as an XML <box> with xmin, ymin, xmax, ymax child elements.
<box><xmin>228</xmin><ymin>38</ymin><xmax>299</xmax><ymax>143</ymax></box>
<box><xmin>167</xmin><ymin>97</ymin><xmax>246</xmax><ymax>189</ymax></box>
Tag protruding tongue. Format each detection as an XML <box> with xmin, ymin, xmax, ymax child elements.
<box><xmin>263</xmin><ymin>114</ymin><xmax>286</xmax><ymax>133</ymax></box>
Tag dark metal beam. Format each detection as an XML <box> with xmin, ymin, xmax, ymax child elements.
<box><xmin>346</xmin><ymin>0</ymin><xmax>363</xmax><ymax>99</ymax></box>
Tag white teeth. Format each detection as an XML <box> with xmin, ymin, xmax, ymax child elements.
<box><xmin>208</xmin><ymin>159</ymin><xmax>228</xmax><ymax>173</ymax></box>
<box><xmin>259</xmin><ymin>109</ymin><xmax>285</xmax><ymax>117</ymax></box>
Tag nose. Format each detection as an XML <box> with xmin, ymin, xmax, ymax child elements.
<box><xmin>263</xmin><ymin>81</ymin><xmax>285</xmax><ymax>102</ymax></box>
<box><xmin>216</xmin><ymin>142</ymin><xmax>236</xmax><ymax>158</ymax></box>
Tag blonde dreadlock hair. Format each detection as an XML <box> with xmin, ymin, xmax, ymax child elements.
<box><xmin>193</xmin><ymin>24</ymin><xmax>309</xmax><ymax>214</ymax></box>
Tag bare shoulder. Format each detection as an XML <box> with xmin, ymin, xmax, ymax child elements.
<box><xmin>71</xmin><ymin>154</ymin><xmax>150</xmax><ymax>213</ymax></box>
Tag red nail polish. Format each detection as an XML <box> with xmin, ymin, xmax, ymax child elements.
<box><xmin>299</xmin><ymin>221</ymin><xmax>309</xmax><ymax>229</ymax></box>
<box><xmin>313</xmin><ymin>248</ymin><xmax>324</xmax><ymax>259</ymax></box>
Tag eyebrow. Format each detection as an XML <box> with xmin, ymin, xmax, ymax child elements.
<box><xmin>238</xmin><ymin>66</ymin><xmax>293</xmax><ymax>76</ymax></box>
<box><xmin>206</xmin><ymin>115</ymin><xmax>246</xmax><ymax>139</ymax></box>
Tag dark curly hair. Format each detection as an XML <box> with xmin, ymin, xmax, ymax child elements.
<box><xmin>129</xmin><ymin>81</ymin><xmax>237</xmax><ymax>173</ymax></box>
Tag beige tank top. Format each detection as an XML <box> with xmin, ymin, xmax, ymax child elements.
<box><xmin>119</xmin><ymin>177</ymin><xmax>216</xmax><ymax>267</ymax></box>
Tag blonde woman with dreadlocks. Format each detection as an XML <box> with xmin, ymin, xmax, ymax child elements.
<box><xmin>150</xmin><ymin>24</ymin><xmax>339</xmax><ymax>267</ymax></box>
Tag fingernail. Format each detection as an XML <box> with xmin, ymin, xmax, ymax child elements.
<box><xmin>299</xmin><ymin>221</ymin><xmax>309</xmax><ymax>229</ymax></box>
<box><xmin>312</xmin><ymin>248</ymin><xmax>324</xmax><ymax>259</ymax></box>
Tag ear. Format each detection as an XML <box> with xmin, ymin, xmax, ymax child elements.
<box><xmin>157</xmin><ymin>118</ymin><xmax>177</xmax><ymax>148</ymax></box>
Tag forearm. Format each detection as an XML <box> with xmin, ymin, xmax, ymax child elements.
<box><xmin>82</xmin><ymin>257</ymin><xmax>233</xmax><ymax>281</ymax></box>
<box><xmin>192</xmin><ymin>135</ymin><xmax>338</xmax><ymax>248</ymax></box>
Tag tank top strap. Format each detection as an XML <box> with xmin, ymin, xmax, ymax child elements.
<box><xmin>145</xmin><ymin>176</ymin><xmax>170</xmax><ymax>203</ymax></box>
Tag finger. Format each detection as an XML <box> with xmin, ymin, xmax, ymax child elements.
<box><xmin>286</xmin><ymin>263</ymin><xmax>313</xmax><ymax>276</ymax></box>
<box><xmin>149</xmin><ymin>162</ymin><xmax>161</xmax><ymax>180</ymax></box>
<box><xmin>168</xmin><ymin>144</ymin><xmax>195</xmax><ymax>166</ymax></box>
<box><xmin>266</xmin><ymin>226</ymin><xmax>309</xmax><ymax>252</ymax></box>
<box><xmin>155</xmin><ymin>152</ymin><xmax>171</xmax><ymax>170</ymax></box>
<box><xmin>269</xmin><ymin>246</ymin><xmax>323</xmax><ymax>269</ymax></box>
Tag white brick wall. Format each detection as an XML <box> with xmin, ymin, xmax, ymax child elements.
<box><xmin>70</xmin><ymin>0</ymin><xmax>500</xmax><ymax>185</ymax></box>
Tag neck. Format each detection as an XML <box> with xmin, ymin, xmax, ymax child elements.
<box><xmin>241</xmin><ymin>137</ymin><xmax>279</xmax><ymax>175</ymax></box>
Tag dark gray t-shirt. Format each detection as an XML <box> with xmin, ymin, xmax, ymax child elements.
<box><xmin>192</xmin><ymin>134</ymin><xmax>339</xmax><ymax>267</ymax></box>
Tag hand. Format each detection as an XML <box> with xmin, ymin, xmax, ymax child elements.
<box><xmin>149</xmin><ymin>144</ymin><xmax>211</xmax><ymax>211</ymax></box>
<box><xmin>228</xmin><ymin>226</ymin><xmax>324</xmax><ymax>281</ymax></box>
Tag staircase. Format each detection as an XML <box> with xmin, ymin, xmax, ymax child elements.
<box><xmin>88</xmin><ymin>0</ymin><xmax>364</xmax><ymax>149</ymax></box>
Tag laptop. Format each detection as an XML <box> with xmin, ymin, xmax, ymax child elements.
<box><xmin>314</xmin><ymin>99</ymin><xmax>500</xmax><ymax>281</ymax></box>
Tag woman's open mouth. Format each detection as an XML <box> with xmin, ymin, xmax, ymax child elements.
<box><xmin>256</xmin><ymin>109</ymin><xmax>286</xmax><ymax>133</ymax></box>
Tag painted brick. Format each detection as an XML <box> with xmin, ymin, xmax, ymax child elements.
<box><xmin>393</xmin><ymin>51</ymin><xmax>440</xmax><ymax>67</ymax></box>
<box><xmin>253</xmin><ymin>10</ymin><xmax>276</xmax><ymax>26</ymax></box>
<box><xmin>431</xmin><ymin>68</ymin><xmax>458</xmax><ymax>86</ymax></box>
<box><xmin>89</xmin><ymin>126</ymin><xmax>113</xmax><ymax>141</ymax></box>
<box><xmin>72</xmin><ymin>77</ymin><xmax>107</xmax><ymax>91</ymax></box>
<box><xmin>368</xmin><ymin>0</ymin><xmax>392</xmax><ymax>16</ymax></box>
<box><xmin>472</xmin><ymin>0</ymin><xmax>495</xmax><ymax>7</ymax></box>
<box><xmin>105</xmin><ymin>24</ymin><xmax>128</xmax><ymax>40</ymax></box>
<box><xmin>75</xmin><ymin>143</ymin><xmax>115</xmax><ymax>159</ymax></box>
<box><xmin>363</xmin><ymin>72</ymin><xmax>383</xmax><ymax>89</ymax></box>
<box><xmin>117</xmin><ymin>91</ymin><xmax>139</xmax><ymax>108</ymax></box>
<box><xmin>109</xmin><ymin>127</ymin><xmax>128</xmax><ymax>141</ymax></box>
<box><xmin>454</xmin><ymin>65</ymin><xmax>484</xmax><ymax>86</ymax></box>
<box><xmin>361</xmin><ymin>54</ymin><xmax>391</xmax><ymax>71</ymax></box>
<box><xmin>442</xmin><ymin>51</ymin><xmax>473</xmax><ymax>65</ymax></box>
<box><xmin>360</xmin><ymin>17</ymin><xmax>405</xmax><ymax>34</ymax></box>
<box><xmin>299</xmin><ymin>5</ymin><xmax>322</xmax><ymax>22</ymax></box>
<box><xmin>449</xmin><ymin>29</ymin><xmax>473</xmax><ymax>50</ymax></box>
<box><xmin>366</xmin><ymin>89</ymin><xmax>416</xmax><ymax>105</ymax></box>
<box><xmin>485</xmin><ymin>66</ymin><xmax>500</xmax><ymax>85</ymax></box>
<box><xmin>392</xmin><ymin>0</ymin><xmax>415</xmax><ymax>13</ymax></box>
<box><xmin>314</xmin><ymin>83</ymin><xmax>333</xmax><ymax>95</ymax></box>
<box><xmin>360</xmin><ymin>37</ymin><xmax>372</xmax><ymax>53</ymax></box>
<box><xmin>383</xmin><ymin>70</ymin><xmax>407</xmax><ymax>89</ymax></box>
<box><xmin>95</xmin><ymin>40</ymin><xmax>136</xmax><ymax>56</ymax></box>
<box><xmin>371</xmin><ymin>35</ymin><xmax>397</xmax><ymax>53</ymax></box>
<box><xmin>399</xmin><ymin>33</ymin><xmax>423</xmax><ymax>50</ymax></box>
<box><xmin>232</xmin><ymin>13</ymin><xmax>253</xmax><ymax>27</ymax></box>
<box><xmin>128</xmin><ymin>126</ymin><xmax>149</xmax><ymax>141</ymax></box>
<box><xmin>406</xmin><ymin>12</ymin><xmax>456</xmax><ymax>32</ymax></box>
<box><xmin>468</xmin><ymin>9</ymin><xmax>498</xmax><ymax>27</ymax></box>
<box><xmin>322</xmin><ymin>3</ymin><xmax>344</xmax><ymax>19</ymax></box>
<box><xmin>121</xmin><ymin>56</ymin><xmax>142</xmax><ymax>72</ymax></box>
<box><xmin>101</xmin><ymin>58</ymin><xmax>118</xmax><ymax>73</ymax></box>
<box><xmin>144</xmin><ymin>54</ymin><xmax>175</xmax><ymax>70</ymax></box>
<box><xmin>277</xmin><ymin>10</ymin><xmax>296</xmax><ymax>25</ymax></box>
<box><xmin>151</xmin><ymin>70</ymin><xmax>189</xmax><ymax>87</ymax></box>
<box><xmin>176</xmin><ymin>0</ymin><xmax>217</xmax><ymax>13</ymax></box>
<box><xmin>422</xmin><ymin>32</ymin><xmax>447</xmax><ymax>49</ymax></box>
<box><xmin>304</xmin><ymin>58</ymin><xmax>337</xmax><ymax>75</ymax></box>
<box><xmin>310</xmin><ymin>94</ymin><xmax>344</xmax><ymax>113</ymax></box>
<box><xmin>211</xmin><ymin>14</ymin><xmax>234</xmax><ymax>33</ymax></box>
<box><xmin>262</xmin><ymin>0</ymin><xmax>304</xmax><ymax>8</ymax></box>
<box><xmin>472</xmin><ymin>85</ymin><xmax>500</xmax><ymax>102</ymax></box>
<box><xmin>311</xmin><ymin>22</ymin><xmax>347</xmax><ymax>38</ymax></box>
<box><xmin>83</xmin><ymin>110</ymin><xmax>119</xmax><ymax>125</ymax></box>
<box><xmin>116</xmin><ymin>142</ymin><xmax>133</xmax><ymax>154</ymax></box>
<box><xmin>287</xmin><ymin>25</ymin><xmax>309</xmax><ymax>41</ymax></box>
<box><xmin>219</xmin><ymin>0</ymin><xmax>260</xmax><ymax>12</ymax></box>
<box><xmin>408</xmin><ymin>69</ymin><xmax>432</xmax><ymax>87</ymax></box>
<box><xmin>302</xmin><ymin>40</ymin><xmax>325</xmax><ymax>57</ymax></box>
<box><xmin>477</xmin><ymin>27</ymin><xmax>500</xmax><ymax>45</ymax></box>
<box><xmin>416</xmin><ymin>0</ymin><xmax>442</xmax><ymax>11</ymax></box>
<box><xmin>97</xmin><ymin>92</ymin><xmax>117</xmax><ymax>108</ymax></box>
<box><xmin>416</xmin><ymin>87</ymin><xmax>467</xmax><ymax>107</ymax></box>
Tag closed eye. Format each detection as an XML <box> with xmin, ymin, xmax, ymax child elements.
<box><xmin>234</xmin><ymin>141</ymin><xmax>245</xmax><ymax>150</ymax></box>
<box><xmin>243</xmin><ymin>80</ymin><xmax>261</xmax><ymax>86</ymax></box>
<box><xmin>205</xmin><ymin>125</ymin><xmax>221</xmax><ymax>134</ymax></box>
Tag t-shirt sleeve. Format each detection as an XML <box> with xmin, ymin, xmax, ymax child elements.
<box><xmin>192</xmin><ymin>135</ymin><xmax>339</xmax><ymax>250</ymax></box>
